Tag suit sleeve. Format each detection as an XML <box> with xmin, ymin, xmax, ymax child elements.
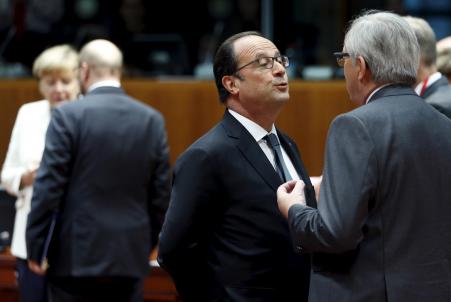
<box><xmin>287</xmin><ymin>114</ymin><xmax>378</xmax><ymax>253</ymax></box>
<box><xmin>158</xmin><ymin>147</ymin><xmax>217</xmax><ymax>302</ymax></box>
<box><xmin>1</xmin><ymin>106</ymin><xmax>27</xmax><ymax>196</ymax></box>
<box><xmin>147</xmin><ymin>114</ymin><xmax>171</xmax><ymax>249</ymax></box>
<box><xmin>26</xmin><ymin>108</ymin><xmax>74</xmax><ymax>262</ymax></box>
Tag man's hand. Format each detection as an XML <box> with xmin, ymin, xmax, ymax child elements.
<box><xmin>277</xmin><ymin>180</ymin><xmax>306</xmax><ymax>219</ymax></box>
<box><xmin>28</xmin><ymin>260</ymin><xmax>46</xmax><ymax>276</ymax></box>
<box><xmin>20</xmin><ymin>165</ymin><xmax>39</xmax><ymax>188</ymax></box>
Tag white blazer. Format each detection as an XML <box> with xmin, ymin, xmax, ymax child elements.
<box><xmin>1</xmin><ymin>100</ymin><xmax>51</xmax><ymax>259</ymax></box>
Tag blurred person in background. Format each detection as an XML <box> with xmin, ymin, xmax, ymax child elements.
<box><xmin>1</xmin><ymin>44</ymin><xmax>79</xmax><ymax>302</ymax></box>
<box><xmin>26</xmin><ymin>39</ymin><xmax>170</xmax><ymax>302</ymax></box>
<box><xmin>426</xmin><ymin>35</ymin><xmax>451</xmax><ymax>118</ymax></box>
<box><xmin>404</xmin><ymin>16</ymin><xmax>448</xmax><ymax>98</ymax></box>
<box><xmin>405</xmin><ymin>16</ymin><xmax>451</xmax><ymax>118</ymax></box>
<box><xmin>436</xmin><ymin>36</ymin><xmax>451</xmax><ymax>82</ymax></box>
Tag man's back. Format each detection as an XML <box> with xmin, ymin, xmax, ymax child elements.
<box><xmin>27</xmin><ymin>87</ymin><xmax>170</xmax><ymax>278</ymax></box>
<box><xmin>310</xmin><ymin>85</ymin><xmax>451</xmax><ymax>301</ymax></box>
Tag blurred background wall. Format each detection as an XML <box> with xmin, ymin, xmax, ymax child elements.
<box><xmin>0</xmin><ymin>0</ymin><xmax>450</xmax><ymax>79</ymax></box>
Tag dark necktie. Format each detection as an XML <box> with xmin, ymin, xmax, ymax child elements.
<box><xmin>264</xmin><ymin>133</ymin><xmax>292</xmax><ymax>182</ymax></box>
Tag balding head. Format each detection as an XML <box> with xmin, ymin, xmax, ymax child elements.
<box><xmin>79</xmin><ymin>39</ymin><xmax>123</xmax><ymax>78</ymax></box>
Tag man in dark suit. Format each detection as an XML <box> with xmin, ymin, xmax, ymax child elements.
<box><xmin>404</xmin><ymin>16</ymin><xmax>449</xmax><ymax>99</ymax></box>
<box><xmin>404</xmin><ymin>16</ymin><xmax>451</xmax><ymax>119</ymax></box>
<box><xmin>158</xmin><ymin>31</ymin><xmax>315</xmax><ymax>302</ymax></box>
<box><xmin>277</xmin><ymin>11</ymin><xmax>451</xmax><ymax>302</ymax></box>
<box><xmin>26</xmin><ymin>39</ymin><xmax>171</xmax><ymax>301</ymax></box>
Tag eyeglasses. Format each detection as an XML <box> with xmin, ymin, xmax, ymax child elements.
<box><xmin>235</xmin><ymin>55</ymin><xmax>289</xmax><ymax>72</ymax></box>
<box><xmin>333</xmin><ymin>52</ymin><xmax>350</xmax><ymax>67</ymax></box>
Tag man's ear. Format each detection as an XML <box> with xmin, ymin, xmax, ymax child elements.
<box><xmin>357</xmin><ymin>56</ymin><xmax>370</xmax><ymax>82</ymax></box>
<box><xmin>79</xmin><ymin>62</ymin><xmax>89</xmax><ymax>83</ymax></box>
<box><xmin>222</xmin><ymin>75</ymin><xmax>240</xmax><ymax>96</ymax></box>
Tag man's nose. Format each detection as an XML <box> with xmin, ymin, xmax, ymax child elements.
<box><xmin>272</xmin><ymin>60</ymin><xmax>287</xmax><ymax>75</ymax></box>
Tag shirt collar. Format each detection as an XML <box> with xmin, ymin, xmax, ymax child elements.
<box><xmin>414</xmin><ymin>72</ymin><xmax>442</xmax><ymax>95</ymax></box>
<box><xmin>87</xmin><ymin>80</ymin><xmax>121</xmax><ymax>93</ymax></box>
<box><xmin>365</xmin><ymin>83</ymin><xmax>392</xmax><ymax>104</ymax></box>
<box><xmin>228</xmin><ymin>109</ymin><xmax>277</xmax><ymax>141</ymax></box>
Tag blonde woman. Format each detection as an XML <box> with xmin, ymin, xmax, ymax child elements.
<box><xmin>1</xmin><ymin>45</ymin><xmax>79</xmax><ymax>302</ymax></box>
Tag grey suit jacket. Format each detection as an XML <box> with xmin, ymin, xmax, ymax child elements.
<box><xmin>288</xmin><ymin>85</ymin><xmax>451</xmax><ymax>302</ymax></box>
<box><xmin>158</xmin><ymin>110</ymin><xmax>315</xmax><ymax>302</ymax></box>
<box><xmin>26</xmin><ymin>87</ymin><xmax>171</xmax><ymax>278</ymax></box>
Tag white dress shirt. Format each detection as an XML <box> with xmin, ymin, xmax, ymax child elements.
<box><xmin>87</xmin><ymin>80</ymin><xmax>121</xmax><ymax>92</ymax></box>
<box><xmin>228</xmin><ymin>109</ymin><xmax>300</xmax><ymax>180</ymax></box>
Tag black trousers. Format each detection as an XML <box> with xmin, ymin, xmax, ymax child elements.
<box><xmin>47</xmin><ymin>276</ymin><xmax>142</xmax><ymax>302</ymax></box>
<box><xmin>16</xmin><ymin>258</ymin><xmax>48</xmax><ymax>302</ymax></box>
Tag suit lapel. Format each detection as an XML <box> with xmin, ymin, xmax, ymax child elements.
<box><xmin>221</xmin><ymin>111</ymin><xmax>281</xmax><ymax>191</ymax></box>
<box><xmin>278</xmin><ymin>131</ymin><xmax>318</xmax><ymax>208</ymax></box>
<box><xmin>278</xmin><ymin>133</ymin><xmax>305</xmax><ymax>180</ymax></box>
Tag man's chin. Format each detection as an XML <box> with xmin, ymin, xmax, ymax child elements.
<box><xmin>276</xmin><ymin>93</ymin><xmax>290</xmax><ymax>103</ymax></box>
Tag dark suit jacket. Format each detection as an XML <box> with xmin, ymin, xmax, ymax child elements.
<box><xmin>422</xmin><ymin>75</ymin><xmax>448</xmax><ymax>98</ymax></box>
<box><xmin>158</xmin><ymin>110</ymin><xmax>315</xmax><ymax>302</ymax></box>
<box><xmin>26</xmin><ymin>87</ymin><xmax>171</xmax><ymax>278</ymax></box>
<box><xmin>287</xmin><ymin>85</ymin><xmax>451</xmax><ymax>302</ymax></box>
<box><xmin>425</xmin><ymin>84</ymin><xmax>451</xmax><ymax>119</ymax></box>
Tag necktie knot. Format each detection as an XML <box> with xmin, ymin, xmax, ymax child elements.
<box><xmin>264</xmin><ymin>133</ymin><xmax>280</xmax><ymax>148</ymax></box>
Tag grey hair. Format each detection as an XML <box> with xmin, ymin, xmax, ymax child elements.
<box><xmin>344</xmin><ymin>11</ymin><xmax>419</xmax><ymax>86</ymax></box>
<box><xmin>403</xmin><ymin>16</ymin><xmax>436</xmax><ymax>68</ymax></box>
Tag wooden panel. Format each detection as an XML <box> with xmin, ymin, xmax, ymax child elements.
<box><xmin>0</xmin><ymin>80</ymin><xmax>41</xmax><ymax>177</ymax></box>
<box><xmin>0</xmin><ymin>250</ymin><xmax>19</xmax><ymax>302</ymax></box>
<box><xmin>0</xmin><ymin>79</ymin><xmax>355</xmax><ymax>176</ymax></box>
<box><xmin>0</xmin><ymin>251</ymin><xmax>180</xmax><ymax>302</ymax></box>
<box><xmin>278</xmin><ymin>81</ymin><xmax>356</xmax><ymax>174</ymax></box>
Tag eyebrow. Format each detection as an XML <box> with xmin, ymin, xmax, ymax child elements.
<box><xmin>253</xmin><ymin>50</ymin><xmax>281</xmax><ymax>59</ymax></box>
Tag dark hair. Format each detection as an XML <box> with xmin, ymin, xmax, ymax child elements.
<box><xmin>213</xmin><ymin>31</ymin><xmax>263</xmax><ymax>103</ymax></box>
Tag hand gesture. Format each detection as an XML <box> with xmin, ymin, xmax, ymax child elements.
<box><xmin>277</xmin><ymin>180</ymin><xmax>306</xmax><ymax>219</ymax></box>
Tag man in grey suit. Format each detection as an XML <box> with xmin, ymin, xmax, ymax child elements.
<box><xmin>277</xmin><ymin>11</ymin><xmax>451</xmax><ymax>302</ymax></box>
<box><xmin>26</xmin><ymin>39</ymin><xmax>171</xmax><ymax>301</ymax></box>
<box><xmin>404</xmin><ymin>16</ymin><xmax>451</xmax><ymax>118</ymax></box>
<box><xmin>158</xmin><ymin>31</ymin><xmax>314</xmax><ymax>302</ymax></box>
